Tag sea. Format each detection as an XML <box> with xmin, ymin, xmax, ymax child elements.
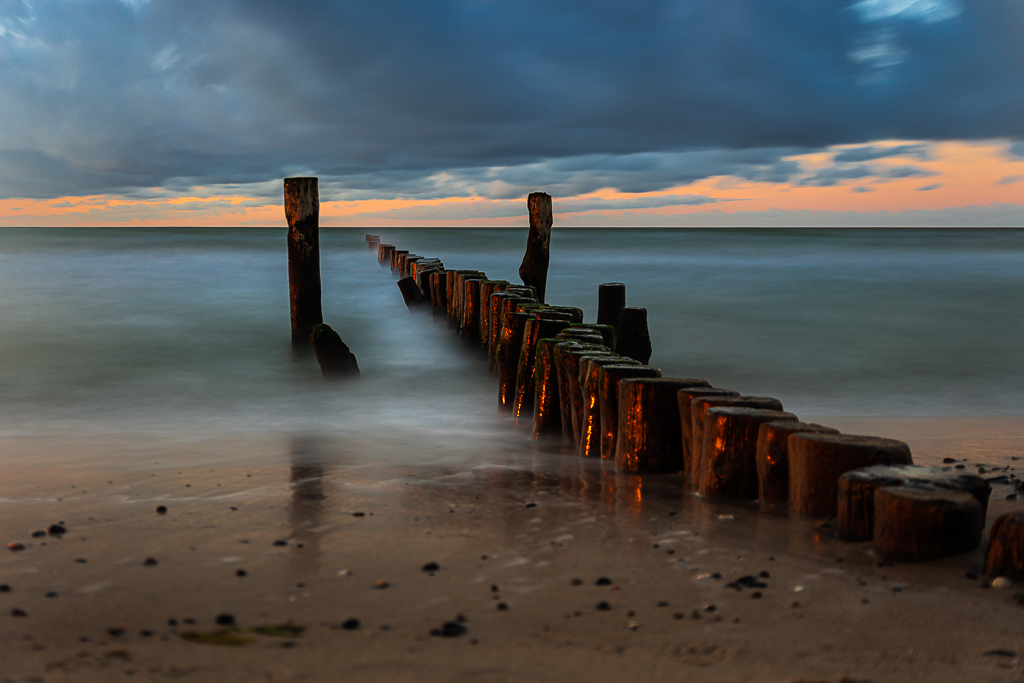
<box><xmin>0</xmin><ymin>227</ymin><xmax>1021</xmax><ymax>468</ymax></box>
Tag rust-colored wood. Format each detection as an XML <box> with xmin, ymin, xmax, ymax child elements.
<box><xmin>520</xmin><ymin>192</ymin><xmax>552</xmax><ymax>303</ymax></box>
<box><xmin>284</xmin><ymin>177</ymin><xmax>323</xmax><ymax>346</ymax></box>
<box><xmin>837</xmin><ymin>465</ymin><xmax>990</xmax><ymax>542</ymax></box>
<box><xmin>514</xmin><ymin>318</ymin><xmax>571</xmax><ymax>425</ymax></box>
<box><xmin>873</xmin><ymin>485</ymin><xmax>982</xmax><ymax>562</ymax></box>
<box><xmin>985</xmin><ymin>512</ymin><xmax>1024</xmax><ymax>580</ymax></box>
<box><xmin>497</xmin><ymin>312</ymin><xmax>537</xmax><ymax>412</ymax></box>
<box><xmin>698</xmin><ymin>407</ymin><xmax>797</xmax><ymax>500</ymax></box>
<box><xmin>532</xmin><ymin>338</ymin><xmax>566</xmax><ymax>438</ymax></box>
<box><xmin>578</xmin><ymin>356</ymin><xmax>640</xmax><ymax>457</ymax></box>
<box><xmin>756</xmin><ymin>421</ymin><xmax>839</xmax><ymax>504</ymax></box>
<box><xmin>598</xmin><ymin>364</ymin><xmax>662</xmax><ymax>459</ymax></box>
<box><xmin>788</xmin><ymin>433</ymin><xmax>913</xmax><ymax>518</ymax></box>
<box><xmin>615</xmin><ymin>377</ymin><xmax>712</xmax><ymax>474</ymax></box>
<box><xmin>676</xmin><ymin>388</ymin><xmax>739</xmax><ymax>480</ymax></box>
<box><xmin>690</xmin><ymin>396</ymin><xmax>783</xmax><ymax>483</ymax></box>
<box><xmin>554</xmin><ymin>343</ymin><xmax>611</xmax><ymax>443</ymax></box>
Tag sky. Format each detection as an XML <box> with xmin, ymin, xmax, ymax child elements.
<box><xmin>0</xmin><ymin>0</ymin><xmax>1022</xmax><ymax>227</ymax></box>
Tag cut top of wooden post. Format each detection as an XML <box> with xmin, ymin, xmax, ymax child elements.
<box><xmin>284</xmin><ymin>177</ymin><xmax>319</xmax><ymax>228</ymax></box>
<box><xmin>519</xmin><ymin>192</ymin><xmax>552</xmax><ymax>303</ymax></box>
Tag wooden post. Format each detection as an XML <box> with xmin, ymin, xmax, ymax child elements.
<box><xmin>756</xmin><ymin>421</ymin><xmax>839</xmax><ymax>504</ymax></box>
<box><xmin>615</xmin><ymin>377</ymin><xmax>712</xmax><ymax>473</ymax></box>
<box><xmin>985</xmin><ymin>512</ymin><xmax>1024</xmax><ymax>579</ymax></box>
<box><xmin>578</xmin><ymin>356</ymin><xmax>640</xmax><ymax>457</ymax></box>
<box><xmin>555</xmin><ymin>343</ymin><xmax>610</xmax><ymax>444</ymax></box>
<box><xmin>837</xmin><ymin>465</ymin><xmax>990</xmax><ymax>542</ymax></box>
<box><xmin>391</xmin><ymin>249</ymin><xmax>408</xmax><ymax>274</ymax></box>
<box><xmin>479</xmin><ymin>280</ymin><xmax>509</xmax><ymax>348</ymax></box>
<box><xmin>615</xmin><ymin>307</ymin><xmax>652</xmax><ymax>363</ymax></box>
<box><xmin>597</xmin><ymin>283</ymin><xmax>626</xmax><ymax>329</ymax></box>
<box><xmin>430</xmin><ymin>271</ymin><xmax>447</xmax><ymax>318</ymax></box>
<box><xmin>513</xmin><ymin>317</ymin><xmax>571</xmax><ymax>424</ymax></box>
<box><xmin>497</xmin><ymin>312</ymin><xmax>536</xmax><ymax>411</ymax></box>
<box><xmin>397</xmin><ymin>277</ymin><xmax>428</xmax><ymax>311</ymax></box>
<box><xmin>788</xmin><ymin>433</ymin><xmax>913</xmax><ymax>518</ymax></box>
<box><xmin>690</xmin><ymin>395</ymin><xmax>784</xmax><ymax>483</ymax></box>
<box><xmin>873</xmin><ymin>486</ymin><xmax>982</xmax><ymax>562</ymax></box>
<box><xmin>697</xmin><ymin>407</ymin><xmax>797</xmax><ymax>499</ymax></box>
<box><xmin>378</xmin><ymin>244</ymin><xmax>394</xmax><ymax>266</ymax></box>
<box><xmin>598</xmin><ymin>364</ymin><xmax>662</xmax><ymax>460</ymax></box>
<box><xmin>520</xmin><ymin>192</ymin><xmax>553</xmax><ymax>303</ymax></box>
<box><xmin>562</xmin><ymin>348</ymin><xmax>616</xmax><ymax>444</ymax></box>
<box><xmin>676</xmin><ymin>388</ymin><xmax>739</xmax><ymax>480</ymax></box>
<box><xmin>284</xmin><ymin>177</ymin><xmax>323</xmax><ymax>347</ymax></box>
<box><xmin>461</xmin><ymin>277</ymin><xmax>485</xmax><ymax>342</ymax></box>
<box><xmin>309</xmin><ymin>323</ymin><xmax>360</xmax><ymax>379</ymax></box>
<box><xmin>532</xmin><ymin>338</ymin><xmax>566</xmax><ymax>438</ymax></box>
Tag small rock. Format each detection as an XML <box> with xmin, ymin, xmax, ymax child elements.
<box><xmin>491</xmin><ymin>584</ymin><xmax>499</xmax><ymax>592</ymax></box>
<box><xmin>497</xmin><ymin>603</ymin><xmax>508</xmax><ymax>611</ymax></box>
<box><xmin>656</xmin><ymin>601</ymin><xmax>669</xmax><ymax>607</ymax></box>
<box><xmin>75</xmin><ymin>558</ymin><xmax>86</xmax><ymax>564</ymax></box>
<box><xmin>751</xmin><ymin>591</ymin><xmax>762</xmax><ymax>599</ymax></box>
<box><xmin>272</xmin><ymin>540</ymin><xmax>288</xmax><ymax>547</ymax></box>
<box><xmin>215</xmin><ymin>614</ymin><xmax>235</xmax><ymax>626</ymax></box>
<box><xmin>0</xmin><ymin>584</ymin><xmax>9</xmax><ymax>592</ymax></box>
<box><xmin>352</xmin><ymin>512</ymin><xmax>365</xmax><ymax>517</ymax></box>
<box><xmin>48</xmin><ymin>524</ymin><xmax>66</xmax><ymax>536</ymax></box>
<box><xmin>596</xmin><ymin>601</ymin><xmax>611</xmax><ymax>611</ymax></box>
<box><xmin>45</xmin><ymin>591</ymin><xmax>57</xmax><ymax>598</ymax></box>
<box><xmin>673</xmin><ymin>612</ymin><xmax>683</xmax><ymax>619</ymax></box>
<box><xmin>596</xmin><ymin>577</ymin><xmax>612</xmax><ymax>586</ymax></box>
<box><xmin>143</xmin><ymin>558</ymin><xmax>158</xmax><ymax>566</ymax></box>
<box><xmin>570</xmin><ymin>578</ymin><xmax>582</xmax><ymax>586</ymax></box>
<box><xmin>156</xmin><ymin>506</ymin><xmax>167</xmax><ymax>515</ymax></box>
<box><xmin>702</xmin><ymin>604</ymin><xmax>716</xmax><ymax>612</ymax></box>
<box><xmin>431</xmin><ymin>622</ymin><xmax>466</xmax><ymax>638</ymax></box>
<box><xmin>992</xmin><ymin>577</ymin><xmax>1013</xmax><ymax>589</ymax></box>
<box><xmin>374</xmin><ymin>579</ymin><xmax>390</xmax><ymax>589</ymax></box>
<box><xmin>107</xmin><ymin>628</ymin><xmax>125</xmax><ymax>636</ymax></box>
<box><xmin>341</xmin><ymin>619</ymin><xmax>360</xmax><ymax>630</ymax></box>
<box><xmin>236</xmin><ymin>569</ymin><xmax>247</xmax><ymax>577</ymax></box>
<box><xmin>983</xmin><ymin>649</ymin><xmax>1017</xmax><ymax>658</ymax></box>
<box><xmin>626</xmin><ymin>620</ymin><xmax>639</xmax><ymax>631</ymax></box>
<box><xmin>525</xmin><ymin>503</ymin><xmax>537</xmax><ymax>508</ymax></box>
<box><xmin>11</xmin><ymin>608</ymin><xmax>26</xmax><ymax>617</ymax></box>
<box><xmin>140</xmin><ymin>630</ymin><xmax>153</xmax><ymax>637</ymax></box>
<box><xmin>421</xmin><ymin>562</ymin><xmax>439</xmax><ymax>572</ymax></box>
<box><xmin>7</xmin><ymin>543</ymin><xmax>25</xmax><ymax>552</ymax></box>
<box><xmin>31</xmin><ymin>531</ymin><xmax>45</xmax><ymax>538</ymax></box>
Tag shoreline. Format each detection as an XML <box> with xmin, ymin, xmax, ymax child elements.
<box><xmin>2</xmin><ymin>416</ymin><xmax>1023</xmax><ymax>682</ymax></box>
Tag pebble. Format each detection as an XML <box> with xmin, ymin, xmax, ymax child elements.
<box><xmin>570</xmin><ymin>578</ymin><xmax>583</xmax><ymax>586</ymax></box>
<box><xmin>143</xmin><ymin>558</ymin><xmax>158</xmax><ymax>566</ymax></box>
<box><xmin>596</xmin><ymin>577</ymin><xmax>612</xmax><ymax>586</ymax></box>
<box><xmin>596</xmin><ymin>602</ymin><xmax>611</xmax><ymax>611</ymax></box>
<box><xmin>352</xmin><ymin>512</ymin><xmax>365</xmax><ymax>517</ymax></box>
<box><xmin>497</xmin><ymin>603</ymin><xmax>508</xmax><ymax>611</ymax></box>
<box><xmin>7</xmin><ymin>543</ymin><xmax>25</xmax><ymax>552</ymax></box>
<box><xmin>656</xmin><ymin>601</ymin><xmax>669</xmax><ymax>607</ymax></box>
<box><xmin>215</xmin><ymin>614</ymin><xmax>235</xmax><ymax>626</ymax></box>
<box><xmin>991</xmin><ymin>577</ymin><xmax>1013</xmax><ymax>589</ymax></box>
<box><xmin>108</xmin><ymin>628</ymin><xmax>125</xmax><ymax>636</ymax></box>
<box><xmin>341</xmin><ymin>619</ymin><xmax>360</xmax><ymax>630</ymax></box>
<box><xmin>45</xmin><ymin>591</ymin><xmax>57</xmax><ymax>598</ymax></box>
<box><xmin>421</xmin><ymin>562</ymin><xmax>440</xmax><ymax>572</ymax></box>
<box><xmin>525</xmin><ymin>503</ymin><xmax>537</xmax><ymax>508</ymax></box>
<box><xmin>0</xmin><ymin>584</ymin><xmax>9</xmax><ymax>593</ymax></box>
<box><xmin>48</xmin><ymin>524</ymin><xmax>66</xmax><ymax>536</ymax></box>
<box><xmin>431</xmin><ymin>622</ymin><xmax>467</xmax><ymax>638</ymax></box>
<box><xmin>75</xmin><ymin>558</ymin><xmax>87</xmax><ymax>564</ymax></box>
<box><xmin>11</xmin><ymin>608</ymin><xmax>26</xmax><ymax>617</ymax></box>
<box><xmin>374</xmin><ymin>579</ymin><xmax>390</xmax><ymax>589</ymax></box>
<box><xmin>31</xmin><ymin>531</ymin><xmax>46</xmax><ymax>538</ymax></box>
<box><xmin>703</xmin><ymin>604</ymin><xmax>716</xmax><ymax>612</ymax></box>
<box><xmin>272</xmin><ymin>540</ymin><xmax>288</xmax><ymax>547</ymax></box>
<box><xmin>626</xmin><ymin>620</ymin><xmax>639</xmax><ymax>631</ymax></box>
<box><xmin>156</xmin><ymin>506</ymin><xmax>167</xmax><ymax>515</ymax></box>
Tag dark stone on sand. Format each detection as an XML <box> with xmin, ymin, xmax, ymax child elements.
<box><xmin>236</xmin><ymin>569</ymin><xmax>247</xmax><ymax>577</ymax></box>
<box><xmin>143</xmin><ymin>557</ymin><xmax>158</xmax><ymax>566</ymax></box>
<box><xmin>12</xmin><ymin>608</ymin><xmax>26</xmax><ymax>617</ymax></box>
<box><xmin>156</xmin><ymin>506</ymin><xmax>167</xmax><ymax>514</ymax></box>
<box><xmin>48</xmin><ymin>524</ymin><xmax>66</xmax><ymax>535</ymax></box>
<box><xmin>216</xmin><ymin>614</ymin><xmax>236</xmax><ymax>626</ymax></box>
<box><xmin>273</xmin><ymin>540</ymin><xmax>288</xmax><ymax>546</ymax></box>
<box><xmin>0</xmin><ymin>584</ymin><xmax>9</xmax><ymax>592</ymax></box>
<box><xmin>45</xmin><ymin>591</ymin><xmax>57</xmax><ymax>598</ymax></box>
<box><xmin>421</xmin><ymin>562</ymin><xmax>440</xmax><ymax>572</ymax></box>
<box><xmin>31</xmin><ymin>531</ymin><xmax>45</xmax><ymax>538</ymax></box>
<box><xmin>141</xmin><ymin>630</ymin><xmax>154</xmax><ymax>636</ymax></box>
<box><xmin>497</xmin><ymin>603</ymin><xmax>508</xmax><ymax>611</ymax></box>
<box><xmin>75</xmin><ymin>558</ymin><xmax>86</xmax><ymax>563</ymax></box>
<box><xmin>342</xmin><ymin>619</ymin><xmax>360</xmax><ymax>630</ymax></box>
<box><xmin>432</xmin><ymin>622</ymin><xmax>467</xmax><ymax>637</ymax></box>
<box><xmin>108</xmin><ymin>627</ymin><xmax>125</xmax><ymax>636</ymax></box>
<box><xmin>596</xmin><ymin>602</ymin><xmax>611</xmax><ymax>611</ymax></box>
<box><xmin>596</xmin><ymin>577</ymin><xmax>612</xmax><ymax>586</ymax></box>
<box><xmin>7</xmin><ymin>543</ymin><xmax>25</xmax><ymax>551</ymax></box>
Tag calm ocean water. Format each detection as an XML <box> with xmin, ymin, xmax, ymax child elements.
<box><xmin>0</xmin><ymin>227</ymin><xmax>1021</xmax><ymax>449</ymax></box>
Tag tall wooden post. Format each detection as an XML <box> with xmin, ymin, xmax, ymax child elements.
<box><xmin>284</xmin><ymin>177</ymin><xmax>323</xmax><ymax>347</ymax></box>
<box><xmin>519</xmin><ymin>192</ymin><xmax>552</xmax><ymax>303</ymax></box>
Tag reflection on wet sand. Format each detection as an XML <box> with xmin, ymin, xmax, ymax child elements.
<box><xmin>287</xmin><ymin>435</ymin><xmax>337</xmax><ymax>578</ymax></box>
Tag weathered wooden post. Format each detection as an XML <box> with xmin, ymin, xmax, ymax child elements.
<box><xmin>555</xmin><ymin>342</ymin><xmax>610</xmax><ymax>443</ymax></box>
<box><xmin>519</xmin><ymin>192</ymin><xmax>552</xmax><ymax>303</ymax></box>
<box><xmin>598</xmin><ymin>364</ymin><xmax>662</xmax><ymax>459</ymax></box>
<box><xmin>615</xmin><ymin>377</ymin><xmax>711</xmax><ymax>473</ymax></box>
<box><xmin>309</xmin><ymin>323</ymin><xmax>360</xmax><ymax>379</ymax></box>
<box><xmin>578</xmin><ymin>356</ymin><xmax>640</xmax><ymax>457</ymax></box>
<box><xmin>479</xmin><ymin>280</ymin><xmax>509</xmax><ymax>347</ymax></box>
<box><xmin>284</xmin><ymin>177</ymin><xmax>323</xmax><ymax>347</ymax></box>
<box><xmin>985</xmin><ymin>512</ymin><xmax>1024</xmax><ymax>579</ymax></box>
<box><xmin>497</xmin><ymin>312</ymin><xmax>537</xmax><ymax>411</ymax></box>
<box><xmin>697</xmin><ymin>407</ymin><xmax>797</xmax><ymax>499</ymax></box>
<box><xmin>562</xmin><ymin>348</ymin><xmax>616</xmax><ymax>443</ymax></box>
<box><xmin>597</xmin><ymin>283</ymin><xmax>626</xmax><ymax>329</ymax></box>
<box><xmin>690</xmin><ymin>395</ymin><xmax>784</xmax><ymax>483</ymax></box>
<box><xmin>676</xmin><ymin>388</ymin><xmax>739</xmax><ymax>479</ymax></box>
<box><xmin>532</xmin><ymin>337</ymin><xmax>567</xmax><ymax>438</ymax></box>
<box><xmin>788</xmin><ymin>433</ymin><xmax>913</xmax><ymax>517</ymax></box>
<box><xmin>378</xmin><ymin>244</ymin><xmax>395</xmax><ymax>267</ymax></box>
<box><xmin>397</xmin><ymin>277</ymin><xmax>429</xmax><ymax>311</ymax></box>
<box><xmin>615</xmin><ymin>307</ymin><xmax>652</xmax><ymax>363</ymax></box>
<box><xmin>874</xmin><ymin>486</ymin><xmax>982</xmax><ymax>561</ymax></box>
<box><xmin>513</xmin><ymin>317</ymin><xmax>572</xmax><ymax>424</ymax></box>
<box><xmin>756</xmin><ymin>421</ymin><xmax>839</xmax><ymax>504</ymax></box>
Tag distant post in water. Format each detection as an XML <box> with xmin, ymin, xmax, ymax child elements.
<box><xmin>284</xmin><ymin>177</ymin><xmax>323</xmax><ymax>347</ymax></box>
<box><xmin>519</xmin><ymin>192</ymin><xmax>552</xmax><ymax>303</ymax></box>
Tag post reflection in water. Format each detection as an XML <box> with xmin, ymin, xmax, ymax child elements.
<box><xmin>287</xmin><ymin>435</ymin><xmax>338</xmax><ymax>578</ymax></box>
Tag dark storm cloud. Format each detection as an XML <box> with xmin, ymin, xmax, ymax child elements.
<box><xmin>0</xmin><ymin>0</ymin><xmax>1022</xmax><ymax>199</ymax></box>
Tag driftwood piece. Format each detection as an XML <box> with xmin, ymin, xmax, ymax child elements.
<box><xmin>284</xmin><ymin>177</ymin><xmax>323</xmax><ymax>347</ymax></box>
<box><xmin>309</xmin><ymin>324</ymin><xmax>359</xmax><ymax>379</ymax></box>
<box><xmin>788</xmin><ymin>433</ymin><xmax>913</xmax><ymax>518</ymax></box>
<box><xmin>615</xmin><ymin>377</ymin><xmax>712</xmax><ymax>474</ymax></box>
<box><xmin>598</xmin><ymin>365</ymin><xmax>662</xmax><ymax>460</ymax></box>
<box><xmin>555</xmin><ymin>343</ymin><xmax>611</xmax><ymax>444</ymax></box>
<box><xmin>614</xmin><ymin>307</ymin><xmax>652</xmax><ymax>364</ymax></box>
<box><xmin>578</xmin><ymin>356</ymin><xmax>640</xmax><ymax>457</ymax></box>
<box><xmin>514</xmin><ymin>318</ymin><xmax>571</xmax><ymax>425</ymax></box>
<box><xmin>676</xmin><ymin>388</ymin><xmax>739</xmax><ymax>481</ymax></box>
<box><xmin>532</xmin><ymin>338</ymin><xmax>566</xmax><ymax>438</ymax></box>
<box><xmin>497</xmin><ymin>312</ymin><xmax>537</xmax><ymax>412</ymax></box>
<box><xmin>985</xmin><ymin>512</ymin><xmax>1024</xmax><ymax>580</ymax></box>
<box><xmin>597</xmin><ymin>283</ymin><xmax>626</xmax><ymax>330</ymax></box>
<box><xmin>756</xmin><ymin>421</ymin><xmax>840</xmax><ymax>504</ymax></box>
<box><xmin>837</xmin><ymin>465</ymin><xmax>991</xmax><ymax>542</ymax></box>
<box><xmin>873</xmin><ymin>485</ymin><xmax>982</xmax><ymax>562</ymax></box>
<box><xmin>520</xmin><ymin>192</ymin><xmax>552</xmax><ymax>303</ymax></box>
<box><xmin>690</xmin><ymin>396</ymin><xmax>784</xmax><ymax>483</ymax></box>
<box><xmin>698</xmin><ymin>407</ymin><xmax>797</xmax><ymax>500</ymax></box>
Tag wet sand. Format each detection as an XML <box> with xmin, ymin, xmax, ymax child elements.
<box><xmin>2</xmin><ymin>417</ymin><xmax>1024</xmax><ymax>682</ymax></box>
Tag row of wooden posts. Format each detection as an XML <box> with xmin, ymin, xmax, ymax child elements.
<box><xmin>283</xmin><ymin>177</ymin><xmax>1024</xmax><ymax>579</ymax></box>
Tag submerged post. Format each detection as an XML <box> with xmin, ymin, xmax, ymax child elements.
<box><xmin>519</xmin><ymin>192</ymin><xmax>552</xmax><ymax>303</ymax></box>
<box><xmin>284</xmin><ymin>177</ymin><xmax>323</xmax><ymax>347</ymax></box>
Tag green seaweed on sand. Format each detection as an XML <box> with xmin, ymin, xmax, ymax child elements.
<box><xmin>250</xmin><ymin>623</ymin><xmax>305</xmax><ymax>637</ymax></box>
<box><xmin>180</xmin><ymin>630</ymin><xmax>254</xmax><ymax>647</ymax></box>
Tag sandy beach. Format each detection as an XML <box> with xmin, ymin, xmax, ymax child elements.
<box><xmin>2</xmin><ymin>417</ymin><xmax>1023</xmax><ymax>683</ymax></box>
